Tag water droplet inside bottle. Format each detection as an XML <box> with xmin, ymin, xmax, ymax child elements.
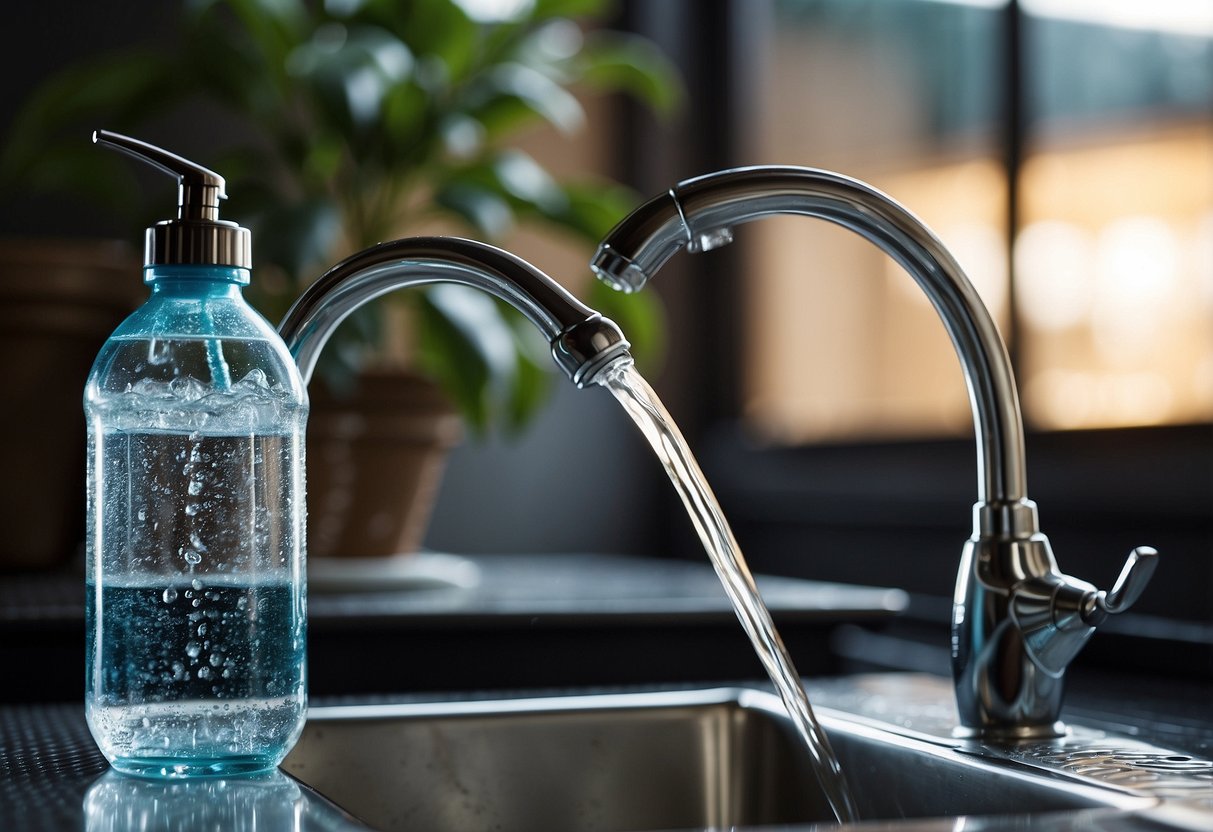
<box><xmin>162</xmin><ymin>588</ymin><xmax>178</xmax><ymax>604</ymax></box>
<box><xmin>185</xmin><ymin>641</ymin><xmax>201</xmax><ymax>659</ymax></box>
<box><xmin>191</xmin><ymin>578</ymin><xmax>203</xmax><ymax>591</ymax></box>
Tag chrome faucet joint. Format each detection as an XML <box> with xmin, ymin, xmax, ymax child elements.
<box><xmin>591</xmin><ymin>165</ymin><xmax>1158</xmax><ymax>740</ymax></box>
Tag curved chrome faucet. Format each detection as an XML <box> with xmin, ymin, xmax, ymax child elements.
<box><xmin>279</xmin><ymin>236</ymin><xmax>630</xmax><ymax>388</ymax></box>
<box><xmin>591</xmin><ymin>165</ymin><xmax>1158</xmax><ymax>739</ymax></box>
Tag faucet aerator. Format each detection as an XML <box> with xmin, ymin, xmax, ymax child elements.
<box><xmin>591</xmin><ymin>245</ymin><xmax>650</xmax><ymax>293</ymax></box>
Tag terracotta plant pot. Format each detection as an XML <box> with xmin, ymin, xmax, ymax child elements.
<box><xmin>0</xmin><ymin>239</ymin><xmax>141</xmax><ymax>571</ymax></box>
<box><xmin>306</xmin><ymin>369</ymin><xmax>462</xmax><ymax>558</ymax></box>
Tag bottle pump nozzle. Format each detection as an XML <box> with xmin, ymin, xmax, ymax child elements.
<box><xmin>93</xmin><ymin>129</ymin><xmax>251</xmax><ymax>269</ymax></box>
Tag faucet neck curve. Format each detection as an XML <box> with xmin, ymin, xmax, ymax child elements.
<box><xmin>595</xmin><ymin>165</ymin><xmax>1028</xmax><ymax>521</ymax></box>
<box><xmin>278</xmin><ymin>236</ymin><xmax>630</xmax><ymax>388</ymax></box>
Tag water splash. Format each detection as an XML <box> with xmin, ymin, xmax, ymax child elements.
<box><xmin>598</xmin><ymin>359</ymin><xmax>858</xmax><ymax>824</ymax></box>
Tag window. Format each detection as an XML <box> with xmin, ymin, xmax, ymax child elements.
<box><xmin>743</xmin><ymin>0</ymin><xmax>1213</xmax><ymax>442</ymax></box>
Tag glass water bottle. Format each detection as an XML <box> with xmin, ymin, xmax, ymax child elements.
<box><xmin>85</xmin><ymin>130</ymin><xmax>307</xmax><ymax>778</ymax></box>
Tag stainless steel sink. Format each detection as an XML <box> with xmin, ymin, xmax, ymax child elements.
<box><xmin>280</xmin><ymin>675</ymin><xmax>1211</xmax><ymax>832</ymax></box>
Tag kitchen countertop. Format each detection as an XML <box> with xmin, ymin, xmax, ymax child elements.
<box><xmin>4</xmin><ymin>554</ymin><xmax>1209</xmax><ymax>831</ymax></box>
<box><xmin>0</xmin><ymin>552</ymin><xmax>908</xmax><ymax>701</ymax></box>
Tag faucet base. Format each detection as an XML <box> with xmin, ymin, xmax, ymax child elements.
<box><xmin>953</xmin><ymin>721</ymin><xmax>1068</xmax><ymax>742</ymax></box>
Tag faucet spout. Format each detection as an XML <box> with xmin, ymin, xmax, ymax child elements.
<box><xmin>280</xmin><ymin>236</ymin><xmax>630</xmax><ymax>388</ymax></box>
<box><xmin>592</xmin><ymin>165</ymin><xmax>1157</xmax><ymax>739</ymax></box>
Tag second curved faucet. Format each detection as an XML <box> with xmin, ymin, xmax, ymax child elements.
<box><xmin>591</xmin><ymin>165</ymin><xmax>1158</xmax><ymax>740</ymax></box>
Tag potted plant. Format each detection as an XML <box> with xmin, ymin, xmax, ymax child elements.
<box><xmin>2</xmin><ymin>0</ymin><xmax>678</xmax><ymax>558</ymax></box>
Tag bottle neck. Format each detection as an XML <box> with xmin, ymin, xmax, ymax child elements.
<box><xmin>146</xmin><ymin>264</ymin><xmax>250</xmax><ymax>298</ymax></box>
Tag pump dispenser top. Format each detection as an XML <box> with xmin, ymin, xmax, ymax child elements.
<box><xmin>92</xmin><ymin>129</ymin><xmax>251</xmax><ymax>269</ymax></box>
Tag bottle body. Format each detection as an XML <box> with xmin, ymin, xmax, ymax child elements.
<box><xmin>85</xmin><ymin>267</ymin><xmax>307</xmax><ymax>778</ymax></box>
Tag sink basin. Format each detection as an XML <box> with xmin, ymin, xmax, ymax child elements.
<box><xmin>281</xmin><ymin>677</ymin><xmax>1190</xmax><ymax>832</ymax></box>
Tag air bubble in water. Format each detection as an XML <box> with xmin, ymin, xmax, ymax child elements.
<box><xmin>147</xmin><ymin>339</ymin><xmax>171</xmax><ymax>365</ymax></box>
<box><xmin>191</xmin><ymin>578</ymin><xmax>203</xmax><ymax>591</ymax></box>
<box><xmin>185</xmin><ymin>641</ymin><xmax>202</xmax><ymax>659</ymax></box>
<box><xmin>162</xmin><ymin>588</ymin><xmax>178</xmax><ymax>604</ymax></box>
<box><xmin>183</xmin><ymin>551</ymin><xmax>202</xmax><ymax>566</ymax></box>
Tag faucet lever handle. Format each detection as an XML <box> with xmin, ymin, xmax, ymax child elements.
<box><xmin>1088</xmin><ymin>546</ymin><xmax>1159</xmax><ymax>622</ymax></box>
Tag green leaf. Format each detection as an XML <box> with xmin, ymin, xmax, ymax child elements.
<box><xmin>465</xmin><ymin>63</ymin><xmax>585</xmax><ymax>137</ymax></box>
<box><xmin>285</xmin><ymin>23</ymin><xmax>415</xmax><ymax>134</ymax></box>
<box><xmin>439</xmin><ymin>113</ymin><xmax>487</xmax><ymax>158</ymax></box>
<box><xmin>530</xmin><ymin>0</ymin><xmax>607</xmax><ymax>20</ymax></box>
<box><xmin>491</xmin><ymin>150</ymin><xmax>567</xmax><ymax>213</ymax></box>
<box><xmin>383</xmin><ymin>81</ymin><xmax>430</xmax><ymax>146</ymax></box>
<box><xmin>250</xmin><ymin>198</ymin><xmax>343</xmax><ymax>282</ymax></box>
<box><xmin>324</xmin><ymin>0</ymin><xmax>370</xmax><ymax>17</ymax></box>
<box><xmin>399</xmin><ymin>0</ymin><xmax>479</xmax><ymax>84</ymax></box>
<box><xmin>303</xmin><ymin>136</ymin><xmax>347</xmax><ymax>185</ymax></box>
<box><xmin>189</xmin><ymin>0</ymin><xmax>309</xmax><ymax>104</ymax></box>
<box><xmin>503</xmin><ymin>312</ymin><xmax>553</xmax><ymax>430</ymax></box>
<box><xmin>533</xmin><ymin>179</ymin><xmax>639</xmax><ymax>241</ymax></box>
<box><xmin>434</xmin><ymin>182</ymin><xmax>515</xmax><ymax>238</ymax></box>
<box><xmin>578</xmin><ymin>32</ymin><xmax>683</xmax><ymax>116</ymax></box>
<box><xmin>415</xmin><ymin>288</ymin><xmax>494</xmax><ymax>431</ymax></box>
